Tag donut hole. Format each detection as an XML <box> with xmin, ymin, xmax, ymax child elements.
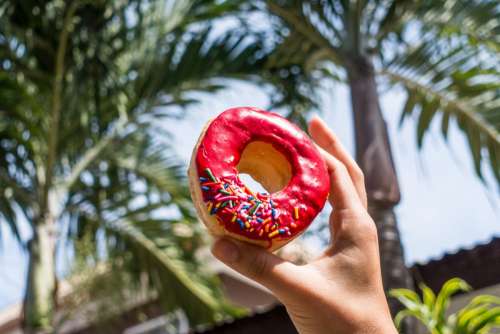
<box><xmin>238</xmin><ymin>173</ymin><xmax>268</xmax><ymax>194</ymax></box>
<box><xmin>237</xmin><ymin>141</ymin><xmax>292</xmax><ymax>194</ymax></box>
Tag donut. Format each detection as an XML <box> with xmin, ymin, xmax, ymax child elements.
<box><xmin>188</xmin><ymin>107</ymin><xmax>329</xmax><ymax>251</ymax></box>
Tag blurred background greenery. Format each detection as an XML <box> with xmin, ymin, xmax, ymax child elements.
<box><xmin>0</xmin><ymin>0</ymin><xmax>498</xmax><ymax>333</ymax></box>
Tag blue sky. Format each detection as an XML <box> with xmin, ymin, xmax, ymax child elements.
<box><xmin>1</xmin><ymin>79</ymin><xmax>499</xmax><ymax>311</ymax></box>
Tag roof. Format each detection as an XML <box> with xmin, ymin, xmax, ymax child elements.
<box><xmin>411</xmin><ymin>236</ymin><xmax>500</xmax><ymax>293</ymax></box>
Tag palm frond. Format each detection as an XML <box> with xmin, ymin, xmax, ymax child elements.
<box><xmin>67</xmin><ymin>207</ymin><xmax>236</xmax><ymax>326</ymax></box>
<box><xmin>131</xmin><ymin>27</ymin><xmax>266</xmax><ymax>114</ymax></box>
<box><xmin>383</xmin><ymin>37</ymin><xmax>500</xmax><ymax>183</ymax></box>
<box><xmin>111</xmin><ymin>131</ymin><xmax>190</xmax><ymax>201</ymax></box>
<box><xmin>410</xmin><ymin>0</ymin><xmax>498</xmax><ymax>54</ymax></box>
<box><xmin>63</xmin><ymin>132</ymin><xmax>241</xmax><ymax>324</ymax></box>
<box><xmin>376</xmin><ymin>0</ymin><xmax>499</xmax><ymax>54</ymax></box>
<box><xmin>0</xmin><ymin>73</ymin><xmax>38</xmax><ymax>243</ymax></box>
<box><xmin>265</xmin><ymin>1</ymin><xmax>344</xmax><ymax>66</ymax></box>
<box><xmin>1</xmin><ymin>0</ymin><xmax>265</xmax><ymax>325</ymax></box>
<box><xmin>102</xmin><ymin>217</ymin><xmax>234</xmax><ymax>325</ymax></box>
<box><xmin>184</xmin><ymin>0</ymin><xmax>246</xmax><ymax>23</ymax></box>
<box><xmin>258</xmin><ymin>63</ymin><xmax>321</xmax><ymax>129</ymax></box>
<box><xmin>374</xmin><ymin>0</ymin><xmax>415</xmax><ymax>49</ymax></box>
<box><xmin>241</xmin><ymin>2</ymin><xmax>346</xmax><ymax>127</ymax></box>
<box><xmin>374</xmin><ymin>1</ymin><xmax>500</xmax><ymax>186</ymax></box>
<box><xmin>56</xmin><ymin>25</ymin><xmax>267</xmax><ymax>192</ymax></box>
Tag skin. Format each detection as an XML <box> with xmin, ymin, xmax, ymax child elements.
<box><xmin>211</xmin><ymin>116</ymin><xmax>398</xmax><ymax>334</ymax></box>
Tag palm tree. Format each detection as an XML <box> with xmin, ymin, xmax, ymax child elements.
<box><xmin>249</xmin><ymin>0</ymin><xmax>499</xmax><ymax>328</ymax></box>
<box><xmin>0</xmin><ymin>0</ymin><xmax>266</xmax><ymax>332</ymax></box>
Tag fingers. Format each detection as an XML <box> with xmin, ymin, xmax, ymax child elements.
<box><xmin>308</xmin><ymin>116</ymin><xmax>367</xmax><ymax>208</ymax></box>
<box><xmin>211</xmin><ymin>238</ymin><xmax>300</xmax><ymax>298</ymax></box>
<box><xmin>316</xmin><ymin>146</ymin><xmax>364</xmax><ymax>211</ymax></box>
<box><xmin>308</xmin><ymin>116</ymin><xmax>375</xmax><ymax>250</ymax></box>
<box><xmin>316</xmin><ymin>146</ymin><xmax>379</xmax><ymax>255</ymax></box>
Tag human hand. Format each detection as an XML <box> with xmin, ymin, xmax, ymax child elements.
<box><xmin>211</xmin><ymin>116</ymin><xmax>397</xmax><ymax>334</ymax></box>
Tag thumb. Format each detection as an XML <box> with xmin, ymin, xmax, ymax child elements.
<box><xmin>211</xmin><ymin>238</ymin><xmax>299</xmax><ymax>297</ymax></box>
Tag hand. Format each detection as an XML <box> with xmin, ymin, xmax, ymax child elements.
<box><xmin>211</xmin><ymin>116</ymin><xmax>397</xmax><ymax>334</ymax></box>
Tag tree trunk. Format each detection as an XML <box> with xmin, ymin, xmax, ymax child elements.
<box><xmin>346</xmin><ymin>56</ymin><xmax>415</xmax><ymax>332</ymax></box>
<box><xmin>23</xmin><ymin>218</ymin><xmax>57</xmax><ymax>334</ymax></box>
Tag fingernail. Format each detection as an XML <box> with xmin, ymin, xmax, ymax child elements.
<box><xmin>211</xmin><ymin>238</ymin><xmax>239</xmax><ymax>263</ymax></box>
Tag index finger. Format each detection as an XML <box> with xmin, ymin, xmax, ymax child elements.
<box><xmin>316</xmin><ymin>145</ymin><xmax>365</xmax><ymax>212</ymax></box>
<box><xmin>308</xmin><ymin>116</ymin><xmax>368</xmax><ymax>208</ymax></box>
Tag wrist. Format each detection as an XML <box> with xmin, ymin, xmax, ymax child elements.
<box><xmin>375</xmin><ymin>320</ymin><xmax>398</xmax><ymax>334</ymax></box>
<box><xmin>354</xmin><ymin>319</ymin><xmax>396</xmax><ymax>334</ymax></box>
<box><xmin>354</xmin><ymin>306</ymin><xmax>396</xmax><ymax>334</ymax></box>
<box><xmin>367</xmin><ymin>313</ymin><xmax>397</xmax><ymax>334</ymax></box>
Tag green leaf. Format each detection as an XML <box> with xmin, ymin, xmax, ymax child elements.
<box><xmin>383</xmin><ymin>68</ymin><xmax>500</xmax><ymax>184</ymax></box>
<box><xmin>416</xmin><ymin>97</ymin><xmax>439</xmax><ymax>148</ymax></box>
<box><xmin>465</xmin><ymin>122</ymin><xmax>484</xmax><ymax>180</ymax></box>
<box><xmin>394</xmin><ymin>309</ymin><xmax>422</xmax><ymax>330</ymax></box>
<box><xmin>468</xmin><ymin>307</ymin><xmax>500</xmax><ymax>333</ymax></box>
<box><xmin>1</xmin><ymin>0</ymin><xmax>269</xmax><ymax>328</ymax></box>
<box><xmin>434</xmin><ymin>278</ymin><xmax>471</xmax><ymax>325</ymax></box>
<box><xmin>468</xmin><ymin>295</ymin><xmax>500</xmax><ymax>308</ymax></box>
<box><xmin>441</xmin><ymin>110</ymin><xmax>451</xmax><ymax>140</ymax></box>
<box><xmin>457</xmin><ymin>305</ymin><xmax>491</xmax><ymax>334</ymax></box>
<box><xmin>389</xmin><ymin>288</ymin><xmax>423</xmax><ymax>312</ymax></box>
<box><xmin>457</xmin><ymin>294</ymin><xmax>500</xmax><ymax>333</ymax></box>
<box><xmin>103</xmin><ymin>219</ymin><xmax>234</xmax><ymax>324</ymax></box>
<box><xmin>399</xmin><ymin>93</ymin><xmax>418</xmax><ymax>128</ymax></box>
<box><xmin>381</xmin><ymin>0</ymin><xmax>500</xmax><ymax>185</ymax></box>
<box><xmin>487</xmin><ymin>139</ymin><xmax>500</xmax><ymax>182</ymax></box>
<box><xmin>420</xmin><ymin>283</ymin><xmax>436</xmax><ymax>309</ymax></box>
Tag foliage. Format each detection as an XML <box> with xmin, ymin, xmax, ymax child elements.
<box><xmin>0</xmin><ymin>0</ymin><xmax>263</xmax><ymax>326</ymax></box>
<box><xmin>390</xmin><ymin>278</ymin><xmax>500</xmax><ymax>334</ymax></box>
<box><xmin>382</xmin><ymin>1</ymin><xmax>500</xmax><ymax>182</ymax></box>
<box><xmin>252</xmin><ymin>0</ymin><xmax>500</xmax><ymax>183</ymax></box>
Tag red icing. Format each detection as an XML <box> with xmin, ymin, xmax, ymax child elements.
<box><xmin>195</xmin><ymin>107</ymin><xmax>329</xmax><ymax>243</ymax></box>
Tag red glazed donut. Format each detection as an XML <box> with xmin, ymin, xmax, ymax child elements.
<box><xmin>188</xmin><ymin>107</ymin><xmax>329</xmax><ymax>251</ymax></box>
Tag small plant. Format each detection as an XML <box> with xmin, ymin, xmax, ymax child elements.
<box><xmin>390</xmin><ymin>278</ymin><xmax>500</xmax><ymax>334</ymax></box>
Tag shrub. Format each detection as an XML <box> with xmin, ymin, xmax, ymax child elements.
<box><xmin>390</xmin><ymin>278</ymin><xmax>500</xmax><ymax>334</ymax></box>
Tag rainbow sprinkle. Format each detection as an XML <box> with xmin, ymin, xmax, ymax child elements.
<box><xmin>199</xmin><ymin>167</ymin><xmax>300</xmax><ymax>240</ymax></box>
<box><xmin>205</xmin><ymin>168</ymin><xmax>218</xmax><ymax>182</ymax></box>
<box><xmin>268</xmin><ymin>230</ymin><xmax>279</xmax><ymax>238</ymax></box>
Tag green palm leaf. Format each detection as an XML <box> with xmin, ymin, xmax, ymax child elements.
<box><xmin>1</xmin><ymin>0</ymin><xmax>269</xmax><ymax>329</ymax></box>
<box><xmin>64</xmin><ymin>133</ymin><xmax>239</xmax><ymax>325</ymax></box>
<box><xmin>380</xmin><ymin>0</ymin><xmax>500</xmax><ymax>183</ymax></box>
<box><xmin>383</xmin><ymin>44</ymin><xmax>499</xmax><ymax>182</ymax></box>
<box><xmin>98</xmin><ymin>217</ymin><xmax>233</xmax><ymax>324</ymax></box>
